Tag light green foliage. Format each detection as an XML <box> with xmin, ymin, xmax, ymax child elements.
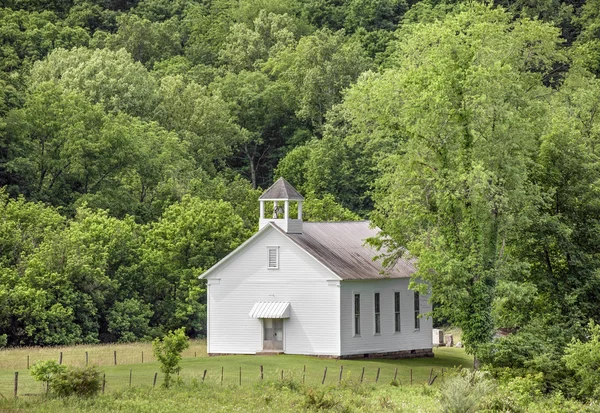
<box><xmin>275</xmin><ymin>127</ymin><xmax>367</xmax><ymax>213</ymax></box>
<box><xmin>30</xmin><ymin>360</ymin><xmax>67</xmax><ymax>392</ymax></box>
<box><xmin>438</xmin><ymin>369</ymin><xmax>495</xmax><ymax>413</ymax></box>
<box><xmin>4</xmin><ymin>82</ymin><xmax>190</xmax><ymax>218</ymax></box>
<box><xmin>220</xmin><ymin>11</ymin><xmax>303</xmax><ymax>72</ymax></box>
<box><xmin>30</xmin><ymin>47</ymin><xmax>157</xmax><ymax>118</ymax></box>
<box><xmin>563</xmin><ymin>321</ymin><xmax>600</xmax><ymax>399</ymax></box>
<box><xmin>181</xmin><ymin>0</ymin><xmax>235</xmax><ymax>66</ymax></box>
<box><xmin>0</xmin><ymin>190</ymin><xmax>65</xmax><ymax>267</ymax></box>
<box><xmin>264</xmin><ymin>28</ymin><xmax>372</xmax><ymax>130</ymax></box>
<box><xmin>302</xmin><ymin>192</ymin><xmax>361</xmax><ymax>221</ymax></box>
<box><xmin>368</xmin><ymin>3</ymin><xmax>564</xmax><ymax>357</ymax></box>
<box><xmin>188</xmin><ymin>174</ymin><xmax>263</xmax><ymax>230</ymax></box>
<box><xmin>152</xmin><ymin>75</ymin><xmax>242</xmax><ymax>173</ymax></box>
<box><xmin>104</xmin><ymin>14</ymin><xmax>182</xmax><ymax>68</ymax></box>
<box><xmin>143</xmin><ymin>196</ymin><xmax>248</xmax><ymax>335</ymax></box>
<box><xmin>152</xmin><ymin>327</ymin><xmax>189</xmax><ymax>387</ymax></box>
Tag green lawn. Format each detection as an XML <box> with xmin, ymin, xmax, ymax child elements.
<box><xmin>0</xmin><ymin>344</ymin><xmax>471</xmax><ymax>398</ymax></box>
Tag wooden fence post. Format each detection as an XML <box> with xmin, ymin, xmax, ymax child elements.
<box><xmin>85</xmin><ymin>351</ymin><xmax>88</xmax><ymax>367</ymax></box>
<box><xmin>321</xmin><ymin>367</ymin><xmax>327</xmax><ymax>385</ymax></box>
<box><xmin>221</xmin><ymin>367</ymin><xmax>223</xmax><ymax>386</ymax></box>
<box><xmin>281</xmin><ymin>369</ymin><xmax>284</xmax><ymax>380</ymax></box>
<box><xmin>27</xmin><ymin>355</ymin><xmax>29</xmax><ymax>370</ymax></box>
<box><xmin>129</xmin><ymin>369</ymin><xmax>132</xmax><ymax>387</ymax></box>
<box><xmin>260</xmin><ymin>365</ymin><xmax>263</xmax><ymax>380</ymax></box>
<box><xmin>375</xmin><ymin>368</ymin><xmax>380</xmax><ymax>383</ymax></box>
<box><xmin>410</xmin><ymin>369</ymin><xmax>413</xmax><ymax>385</ymax></box>
<box><xmin>194</xmin><ymin>352</ymin><xmax>196</xmax><ymax>358</ymax></box>
<box><xmin>339</xmin><ymin>366</ymin><xmax>343</xmax><ymax>383</ymax></box>
<box><xmin>360</xmin><ymin>367</ymin><xmax>365</xmax><ymax>383</ymax></box>
<box><xmin>142</xmin><ymin>351</ymin><xmax>144</xmax><ymax>364</ymax></box>
<box><xmin>114</xmin><ymin>351</ymin><xmax>117</xmax><ymax>366</ymax></box>
<box><xmin>394</xmin><ymin>368</ymin><xmax>398</xmax><ymax>382</ymax></box>
<box><xmin>428</xmin><ymin>368</ymin><xmax>433</xmax><ymax>385</ymax></box>
<box><xmin>302</xmin><ymin>365</ymin><xmax>306</xmax><ymax>384</ymax></box>
<box><xmin>102</xmin><ymin>374</ymin><xmax>106</xmax><ymax>394</ymax></box>
<box><xmin>14</xmin><ymin>372</ymin><xmax>18</xmax><ymax>398</ymax></box>
<box><xmin>153</xmin><ymin>373</ymin><xmax>158</xmax><ymax>387</ymax></box>
<box><xmin>202</xmin><ymin>370</ymin><xmax>207</xmax><ymax>382</ymax></box>
<box><xmin>239</xmin><ymin>367</ymin><xmax>242</xmax><ymax>386</ymax></box>
<box><xmin>59</xmin><ymin>351</ymin><xmax>63</xmax><ymax>365</ymax></box>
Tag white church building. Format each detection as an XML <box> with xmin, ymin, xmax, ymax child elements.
<box><xmin>200</xmin><ymin>178</ymin><xmax>433</xmax><ymax>358</ymax></box>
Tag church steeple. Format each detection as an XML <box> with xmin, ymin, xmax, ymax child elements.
<box><xmin>259</xmin><ymin>178</ymin><xmax>304</xmax><ymax>233</ymax></box>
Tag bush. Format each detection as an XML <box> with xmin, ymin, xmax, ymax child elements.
<box><xmin>30</xmin><ymin>360</ymin><xmax>67</xmax><ymax>393</ymax></box>
<box><xmin>438</xmin><ymin>369</ymin><xmax>495</xmax><ymax>413</ymax></box>
<box><xmin>30</xmin><ymin>361</ymin><xmax>101</xmax><ymax>397</ymax></box>
<box><xmin>563</xmin><ymin>321</ymin><xmax>600</xmax><ymax>400</ymax></box>
<box><xmin>52</xmin><ymin>366</ymin><xmax>102</xmax><ymax>398</ymax></box>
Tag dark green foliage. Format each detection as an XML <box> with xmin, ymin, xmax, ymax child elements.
<box><xmin>51</xmin><ymin>366</ymin><xmax>103</xmax><ymax>397</ymax></box>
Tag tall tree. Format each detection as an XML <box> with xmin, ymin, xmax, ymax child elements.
<box><xmin>366</xmin><ymin>4</ymin><xmax>564</xmax><ymax>362</ymax></box>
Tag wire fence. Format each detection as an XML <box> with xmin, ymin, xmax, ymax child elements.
<box><xmin>0</xmin><ymin>363</ymin><xmax>444</xmax><ymax>399</ymax></box>
<box><xmin>0</xmin><ymin>340</ymin><xmax>207</xmax><ymax>371</ymax></box>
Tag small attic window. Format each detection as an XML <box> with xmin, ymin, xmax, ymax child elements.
<box><xmin>267</xmin><ymin>247</ymin><xmax>279</xmax><ymax>269</ymax></box>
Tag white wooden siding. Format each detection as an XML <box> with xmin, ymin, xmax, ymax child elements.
<box><xmin>340</xmin><ymin>279</ymin><xmax>433</xmax><ymax>356</ymax></box>
<box><xmin>206</xmin><ymin>227</ymin><xmax>341</xmax><ymax>356</ymax></box>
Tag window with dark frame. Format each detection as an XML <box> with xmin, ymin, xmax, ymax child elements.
<box><xmin>354</xmin><ymin>293</ymin><xmax>361</xmax><ymax>336</ymax></box>
<box><xmin>374</xmin><ymin>292</ymin><xmax>381</xmax><ymax>334</ymax></box>
<box><xmin>414</xmin><ymin>291</ymin><xmax>420</xmax><ymax>330</ymax></box>
<box><xmin>394</xmin><ymin>292</ymin><xmax>401</xmax><ymax>332</ymax></box>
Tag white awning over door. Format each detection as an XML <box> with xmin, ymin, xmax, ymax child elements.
<box><xmin>249</xmin><ymin>302</ymin><xmax>290</xmax><ymax>318</ymax></box>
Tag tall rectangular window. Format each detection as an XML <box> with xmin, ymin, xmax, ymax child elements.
<box><xmin>414</xmin><ymin>291</ymin><xmax>420</xmax><ymax>330</ymax></box>
<box><xmin>354</xmin><ymin>294</ymin><xmax>361</xmax><ymax>336</ymax></box>
<box><xmin>394</xmin><ymin>292</ymin><xmax>401</xmax><ymax>332</ymax></box>
<box><xmin>267</xmin><ymin>247</ymin><xmax>279</xmax><ymax>269</ymax></box>
<box><xmin>374</xmin><ymin>292</ymin><xmax>381</xmax><ymax>334</ymax></box>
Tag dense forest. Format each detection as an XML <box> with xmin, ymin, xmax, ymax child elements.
<box><xmin>1</xmin><ymin>0</ymin><xmax>600</xmax><ymax>400</ymax></box>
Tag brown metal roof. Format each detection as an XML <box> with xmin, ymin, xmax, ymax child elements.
<box><xmin>259</xmin><ymin>178</ymin><xmax>304</xmax><ymax>201</ymax></box>
<box><xmin>278</xmin><ymin>221</ymin><xmax>415</xmax><ymax>280</ymax></box>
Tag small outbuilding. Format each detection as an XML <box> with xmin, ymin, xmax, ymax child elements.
<box><xmin>200</xmin><ymin>178</ymin><xmax>433</xmax><ymax>358</ymax></box>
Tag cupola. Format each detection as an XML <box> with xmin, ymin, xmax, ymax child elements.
<box><xmin>259</xmin><ymin>177</ymin><xmax>304</xmax><ymax>234</ymax></box>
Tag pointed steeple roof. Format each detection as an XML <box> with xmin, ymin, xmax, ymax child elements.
<box><xmin>259</xmin><ymin>177</ymin><xmax>304</xmax><ymax>201</ymax></box>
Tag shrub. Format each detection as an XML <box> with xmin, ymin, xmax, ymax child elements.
<box><xmin>52</xmin><ymin>366</ymin><xmax>102</xmax><ymax>398</ymax></box>
<box><xmin>563</xmin><ymin>321</ymin><xmax>600</xmax><ymax>400</ymax></box>
<box><xmin>30</xmin><ymin>360</ymin><xmax>67</xmax><ymax>393</ymax></box>
<box><xmin>438</xmin><ymin>369</ymin><xmax>495</xmax><ymax>413</ymax></box>
<box><xmin>152</xmin><ymin>327</ymin><xmax>189</xmax><ymax>388</ymax></box>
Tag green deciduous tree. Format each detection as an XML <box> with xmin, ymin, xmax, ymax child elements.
<box><xmin>264</xmin><ymin>28</ymin><xmax>372</xmax><ymax>131</ymax></box>
<box><xmin>152</xmin><ymin>327</ymin><xmax>189</xmax><ymax>388</ymax></box>
<box><xmin>142</xmin><ymin>196</ymin><xmax>248</xmax><ymax>335</ymax></box>
<box><xmin>105</xmin><ymin>14</ymin><xmax>182</xmax><ymax>68</ymax></box>
<box><xmin>30</xmin><ymin>47</ymin><xmax>157</xmax><ymax>118</ymax></box>
<box><xmin>366</xmin><ymin>4</ymin><xmax>564</xmax><ymax>362</ymax></box>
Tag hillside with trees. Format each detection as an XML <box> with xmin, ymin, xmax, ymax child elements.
<box><xmin>1</xmin><ymin>0</ymin><xmax>600</xmax><ymax>402</ymax></box>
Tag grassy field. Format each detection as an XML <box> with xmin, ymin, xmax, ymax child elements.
<box><xmin>0</xmin><ymin>341</ymin><xmax>471</xmax><ymax>398</ymax></box>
